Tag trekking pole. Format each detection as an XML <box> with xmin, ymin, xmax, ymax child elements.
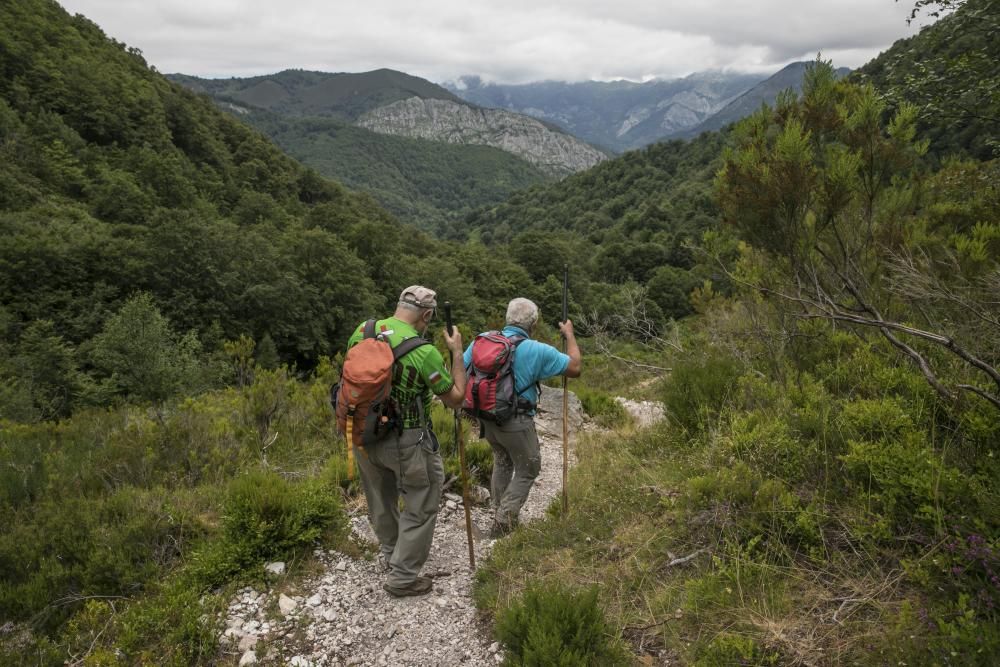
<box><xmin>445</xmin><ymin>302</ymin><xmax>476</xmax><ymax>569</ymax></box>
<box><xmin>561</xmin><ymin>264</ymin><xmax>570</xmax><ymax>516</ymax></box>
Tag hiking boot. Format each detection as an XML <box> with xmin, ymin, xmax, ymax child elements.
<box><xmin>488</xmin><ymin>518</ymin><xmax>517</xmax><ymax>539</ymax></box>
<box><xmin>383</xmin><ymin>576</ymin><xmax>433</xmax><ymax>598</ymax></box>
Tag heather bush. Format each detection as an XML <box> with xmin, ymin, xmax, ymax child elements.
<box><xmin>496</xmin><ymin>582</ymin><xmax>630</xmax><ymax>666</ymax></box>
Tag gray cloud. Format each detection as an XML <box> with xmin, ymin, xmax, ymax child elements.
<box><xmin>57</xmin><ymin>0</ymin><xmax>926</xmax><ymax>83</ymax></box>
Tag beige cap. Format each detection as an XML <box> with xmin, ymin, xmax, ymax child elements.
<box><xmin>399</xmin><ymin>285</ymin><xmax>437</xmax><ymax>309</ymax></box>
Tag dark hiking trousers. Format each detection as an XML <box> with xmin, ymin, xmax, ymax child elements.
<box><xmin>482</xmin><ymin>414</ymin><xmax>541</xmax><ymax>527</ymax></box>
<box><xmin>355</xmin><ymin>427</ymin><xmax>444</xmax><ymax>588</ymax></box>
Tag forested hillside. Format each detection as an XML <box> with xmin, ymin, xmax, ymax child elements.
<box><xmin>855</xmin><ymin>0</ymin><xmax>1000</xmax><ymax>160</ymax></box>
<box><xmin>168</xmin><ymin>70</ymin><xmax>561</xmax><ymax>230</ymax></box>
<box><xmin>240</xmin><ymin>111</ymin><xmax>550</xmax><ymax>231</ymax></box>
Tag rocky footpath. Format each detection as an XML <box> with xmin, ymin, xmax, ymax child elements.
<box><xmin>357</xmin><ymin>98</ymin><xmax>606</xmax><ymax>177</ymax></box>
<box><xmin>217</xmin><ymin>389</ymin><xmax>657</xmax><ymax>666</ymax></box>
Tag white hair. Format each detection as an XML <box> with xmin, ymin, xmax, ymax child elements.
<box><xmin>397</xmin><ymin>301</ymin><xmax>427</xmax><ymax>314</ymax></box>
<box><xmin>506</xmin><ymin>298</ymin><xmax>539</xmax><ymax>331</ymax></box>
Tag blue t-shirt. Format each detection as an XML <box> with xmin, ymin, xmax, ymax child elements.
<box><xmin>463</xmin><ymin>326</ymin><xmax>570</xmax><ymax>413</ymax></box>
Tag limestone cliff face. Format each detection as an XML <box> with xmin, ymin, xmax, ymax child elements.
<box><xmin>357</xmin><ymin>97</ymin><xmax>606</xmax><ymax>176</ymax></box>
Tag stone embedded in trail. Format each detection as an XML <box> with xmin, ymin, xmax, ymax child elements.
<box><xmin>470</xmin><ymin>485</ymin><xmax>491</xmax><ymax>504</ymax></box>
<box><xmin>278</xmin><ymin>594</ymin><xmax>298</xmax><ymax>616</ymax></box>
<box><xmin>614</xmin><ymin>396</ymin><xmax>665</xmax><ymax>428</ymax></box>
<box><xmin>534</xmin><ymin>386</ymin><xmax>585</xmax><ymax>438</ymax></box>
<box><xmin>238</xmin><ymin>650</ymin><xmax>257</xmax><ymax>666</ymax></box>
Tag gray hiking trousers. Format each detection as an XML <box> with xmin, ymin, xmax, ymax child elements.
<box><xmin>482</xmin><ymin>414</ymin><xmax>541</xmax><ymax>527</ymax></box>
<box><xmin>354</xmin><ymin>427</ymin><xmax>444</xmax><ymax>588</ymax></box>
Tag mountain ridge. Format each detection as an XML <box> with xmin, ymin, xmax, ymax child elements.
<box><xmin>444</xmin><ymin>71</ymin><xmax>767</xmax><ymax>151</ymax></box>
<box><xmin>667</xmin><ymin>61</ymin><xmax>852</xmax><ymax>139</ymax></box>
<box><xmin>170</xmin><ymin>68</ymin><xmax>607</xmax><ymax>178</ymax></box>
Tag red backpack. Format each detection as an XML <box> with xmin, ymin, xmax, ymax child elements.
<box><xmin>462</xmin><ymin>331</ymin><xmax>534</xmax><ymax>424</ymax></box>
<box><xmin>333</xmin><ymin>320</ymin><xmax>429</xmax><ymax>448</ymax></box>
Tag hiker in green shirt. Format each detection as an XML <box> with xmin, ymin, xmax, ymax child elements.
<box><xmin>345</xmin><ymin>285</ymin><xmax>465</xmax><ymax>597</ymax></box>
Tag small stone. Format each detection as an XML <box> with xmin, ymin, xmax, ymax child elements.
<box><xmin>434</xmin><ymin>597</ymin><xmax>448</xmax><ymax>608</ymax></box>
<box><xmin>278</xmin><ymin>594</ymin><xmax>298</xmax><ymax>616</ymax></box>
<box><xmin>238</xmin><ymin>650</ymin><xmax>258</xmax><ymax>666</ymax></box>
<box><xmin>238</xmin><ymin>634</ymin><xmax>258</xmax><ymax>652</ymax></box>
<box><xmin>323</xmin><ymin>608</ymin><xmax>338</xmax><ymax>622</ymax></box>
<box><xmin>242</xmin><ymin>620</ymin><xmax>260</xmax><ymax>634</ymax></box>
<box><xmin>446</xmin><ymin>500</ymin><xmax>458</xmax><ymax>511</ymax></box>
<box><xmin>489</xmin><ymin>642</ymin><xmax>500</xmax><ymax>653</ymax></box>
<box><xmin>264</xmin><ymin>561</ymin><xmax>286</xmax><ymax>576</ymax></box>
<box><xmin>289</xmin><ymin>657</ymin><xmax>313</xmax><ymax>667</ymax></box>
<box><xmin>444</xmin><ymin>493</ymin><xmax>462</xmax><ymax>503</ymax></box>
<box><xmin>307</xmin><ymin>594</ymin><xmax>323</xmax><ymax>607</ymax></box>
<box><xmin>335</xmin><ymin>561</ymin><xmax>348</xmax><ymax>572</ymax></box>
<box><xmin>346</xmin><ymin>657</ymin><xmax>364</xmax><ymax>666</ymax></box>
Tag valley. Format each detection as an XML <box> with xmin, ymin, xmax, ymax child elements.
<box><xmin>1</xmin><ymin>0</ymin><xmax>998</xmax><ymax>665</ymax></box>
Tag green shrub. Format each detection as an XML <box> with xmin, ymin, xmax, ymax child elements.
<box><xmin>495</xmin><ymin>582</ymin><xmax>630</xmax><ymax>667</ymax></box>
<box><xmin>442</xmin><ymin>438</ymin><xmax>494</xmax><ymax>488</ymax></box>
<box><xmin>0</xmin><ymin>487</ymin><xmax>203</xmax><ymax>631</ymax></box>
<box><xmin>191</xmin><ymin>469</ymin><xmax>343</xmax><ymax>586</ymax></box>
<box><xmin>574</xmin><ymin>385</ymin><xmax>630</xmax><ymax>429</ymax></box>
<box><xmin>465</xmin><ymin>439</ymin><xmax>494</xmax><ymax>486</ymax></box>
<box><xmin>840</xmin><ymin>434</ymin><xmax>967</xmax><ymax>537</ymax></box>
<box><xmin>661</xmin><ymin>350</ymin><xmax>742</xmax><ymax>433</ymax></box>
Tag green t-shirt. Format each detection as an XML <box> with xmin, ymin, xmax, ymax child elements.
<box><xmin>347</xmin><ymin>317</ymin><xmax>453</xmax><ymax>429</ymax></box>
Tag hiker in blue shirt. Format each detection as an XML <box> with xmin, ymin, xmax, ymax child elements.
<box><xmin>464</xmin><ymin>298</ymin><xmax>581</xmax><ymax>536</ymax></box>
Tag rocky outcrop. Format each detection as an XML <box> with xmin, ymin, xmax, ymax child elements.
<box><xmin>357</xmin><ymin>97</ymin><xmax>606</xmax><ymax>176</ymax></box>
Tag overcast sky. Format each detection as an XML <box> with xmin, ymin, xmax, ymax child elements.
<box><xmin>57</xmin><ymin>0</ymin><xmax>928</xmax><ymax>84</ymax></box>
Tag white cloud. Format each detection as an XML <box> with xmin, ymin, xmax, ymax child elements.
<box><xmin>56</xmin><ymin>0</ymin><xmax>927</xmax><ymax>83</ymax></box>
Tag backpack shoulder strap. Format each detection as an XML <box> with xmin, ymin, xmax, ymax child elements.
<box><xmin>362</xmin><ymin>319</ymin><xmax>378</xmax><ymax>339</ymax></box>
<box><xmin>392</xmin><ymin>336</ymin><xmax>430</xmax><ymax>361</ymax></box>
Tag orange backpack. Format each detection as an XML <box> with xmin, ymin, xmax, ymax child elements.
<box><xmin>333</xmin><ymin>320</ymin><xmax>429</xmax><ymax>450</ymax></box>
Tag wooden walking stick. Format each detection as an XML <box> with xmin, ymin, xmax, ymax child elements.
<box><xmin>561</xmin><ymin>264</ymin><xmax>570</xmax><ymax>515</ymax></box>
<box><xmin>445</xmin><ymin>302</ymin><xmax>476</xmax><ymax>568</ymax></box>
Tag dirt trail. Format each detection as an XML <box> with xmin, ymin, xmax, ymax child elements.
<box><xmin>218</xmin><ymin>389</ymin><xmax>660</xmax><ymax>667</ymax></box>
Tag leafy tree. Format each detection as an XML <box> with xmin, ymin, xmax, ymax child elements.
<box><xmin>0</xmin><ymin>320</ymin><xmax>84</xmax><ymax>421</ymax></box>
<box><xmin>717</xmin><ymin>60</ymin><xmax>1000</xmax><ymax>411</ymax></box>
<box><xmin>89</xmin><ymin>293</ymin><xmax>202</xmax><ymax>404</ymax></box>
<box><xmin>861</xmin><ymin>0</ymin><xmax>1000</xmax><ymax>159</ymax></box>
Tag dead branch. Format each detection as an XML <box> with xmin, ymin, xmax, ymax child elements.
<box><xmin>665</xmin><ymin>547</ymin><xmax>710</xmax><ymax>568</ymax></box>
<box><xmin>709</xmin><ymin>252</ymin><xmax>1000</xmax><ymax>412</ymax></box>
